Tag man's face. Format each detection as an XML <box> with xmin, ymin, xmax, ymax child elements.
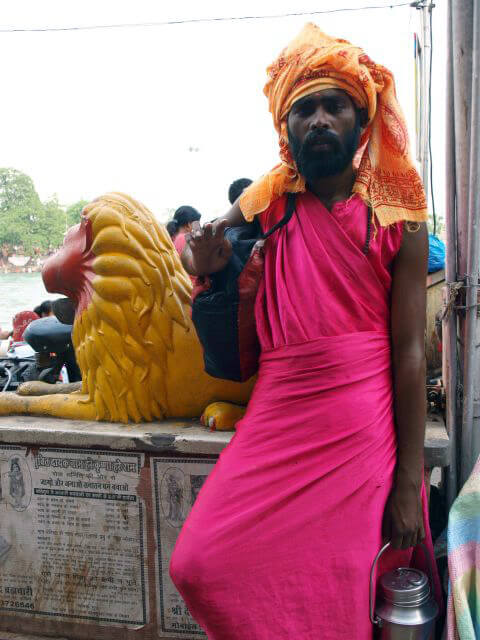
<box><xmin>287</xmin><ymin>89</ymin><xmax>361</xmax><ymax>182</ymax></box>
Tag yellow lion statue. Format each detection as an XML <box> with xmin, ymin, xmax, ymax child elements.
<box><xmin>0</xmin><ymin>193</ymin><xmax>253</xmax><ymax>428</ymax></box>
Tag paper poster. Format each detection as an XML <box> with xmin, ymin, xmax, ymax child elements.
<box><xmin>152</xmin><ymin>456</ymin><xmax>216</xmax><ymax>638</ymax></box>
<box><xmin>0</xmin><ymin>446</ymin><xmax>147</xmax><ymax>627</ymax></box>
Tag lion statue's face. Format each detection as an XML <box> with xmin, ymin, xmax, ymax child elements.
<box><xmin>43</xmin><ymin>216</ymin><xmax>95</xmax><ymax>315</ymax></box>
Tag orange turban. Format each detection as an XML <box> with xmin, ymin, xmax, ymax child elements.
<box><xmin>240</xmin><ymin>23</ymin><xmax>427</xmax><ymax>227</ymax></box>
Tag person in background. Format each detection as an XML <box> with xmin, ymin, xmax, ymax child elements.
<box><xmin>0</xmin><ymin>300</ymin><xmax>52</xmax><ymax>342</ymax></box>
<box><xmin>227</xmin><ymin>178</ymin><xmax>253</xmax><ymax>205</ymax></box>
<box><xmin>33</xmin><ymin>300</ymin><xmax>54</xmax><ymax>318</ymax></box>
<box><xmin>167</xmin><ymin>206</ymin><xmax>202</xmax><ymax>254</ymax></box>
<box><xmin>11</xmin><ymin>310</ymin><xmax>39</xmax><ymax>342</ymax></box>
<box><xmin>166</xmin><ymin>220</ymin><xmax>179</xmax><ymax>239</ymax></box>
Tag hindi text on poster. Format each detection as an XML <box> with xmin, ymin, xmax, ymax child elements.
<box><xmin>0</xmin><ymin>446</ymin><xmax>147</xmax><ymax>627</ymax></box>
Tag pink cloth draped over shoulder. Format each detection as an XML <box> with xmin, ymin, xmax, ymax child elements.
<box><xmin>170</xmin><ymin>192</ymin><xmax>440</xmax><ymax>639</ymax></box>
<box><xmin>173</xmin><ymin>233</ymin><xmax>187</xmax><ymax>255</ymax></box>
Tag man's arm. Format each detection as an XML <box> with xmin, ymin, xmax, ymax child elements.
<box><xmin>181</xmin><ymin>201</ymin><xmax>248</xmax><ymax>276</ymax></box>
<box><xmin>383</xmin><ymin>222</ymin><xmax>428</xmax><ymax>550</ymax></box>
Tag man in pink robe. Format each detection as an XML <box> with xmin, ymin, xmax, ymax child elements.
<box><xmin>171</xmin><ymin>24</ymin><xmax>441</xmax><ymax>639</ymax></box>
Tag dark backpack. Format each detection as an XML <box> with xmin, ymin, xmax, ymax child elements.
<box><xmin>192</xmin><ymin>193</ymin><xmax>296</xmax><ymax>382</ymax></box>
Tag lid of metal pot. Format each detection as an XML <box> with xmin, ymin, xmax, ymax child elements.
<box><xmin>380</xmin><ymin>568</ymin><xmax>430</xmax><ymax>606</ymax></box>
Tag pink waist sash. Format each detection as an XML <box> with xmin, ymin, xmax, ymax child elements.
<box><xmin>259</xmin><ymin>330</ymin><xmax>392</xmax><ymax>390</ymax></box>
<box><xmin>234</xmin><ymin>331</ymin><xmax>397</xmax><ymax>486</ymax></box>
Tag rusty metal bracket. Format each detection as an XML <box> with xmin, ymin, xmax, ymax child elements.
<box><xmin>442</xmin><ymin>281</ymin><xmax>464</xmax><ymax>320</ymax></box>
<box><xmin>442</xmin><ymin>277</ymin><xmax>480</xmax><ymax>318</ymax></box>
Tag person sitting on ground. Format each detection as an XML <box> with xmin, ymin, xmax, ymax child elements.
<box><xmin>167</xmin><ymin>206</ymin><xmax>202</xmax><ymax>254</ymax></box>
<box><xmin>33</xmin><ymin>300</ymin><xmax>54</xmax><ymax>318</ymax></box>
<box><xmin>227</xmin><ymin>178</ymin><xmax>253</xmax><ymax>205</ymax></box>
<box><xmin>11</xmin><ymin>311</ymin><xmax>39</xmax><ymax>342</ymax></box>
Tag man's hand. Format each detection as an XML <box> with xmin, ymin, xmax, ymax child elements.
<box><xmin>382</xmin><ymin>477</ymin><xmax>425</xmax><ymax>550</ymax></box>
<box><xmin>183</xmin><ymin>220</ymin><xmax>233</xmax><ymax>276</ymax></box>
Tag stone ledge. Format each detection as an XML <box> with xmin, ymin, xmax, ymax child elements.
<box><xmin>425</xmin><ymin>414</ymin><xmax>450</xmax><ymax>468</ymax></box>
<box><xmin>0</xmin><ymin>413</ymin><xmax>451</xmax><ymax>467</ymax></box>
<box><xmin>426</xmin><ymin>269</ymin><xmax>445</xmax><ymax>288</ymax></box>
<box><xmin>0</xmin><ymin>415</ymin><xmax>231</xmax><ymax>455</ymax></box>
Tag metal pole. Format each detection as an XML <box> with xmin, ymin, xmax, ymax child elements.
<box><xmin>444</xmin><ymin>0</ymin><xmax>458</xmax><ymax>506</ymax></box>
<box><xmin>451</xmin><ymin>0</ymin><xmax>473</xmax><ymax>485</ymax></box>
<box><xmin>421</xmin><ymin>2</ymin><xmax>431</xmax><ymax>203</ymax></box>
<box><xmin>411</xmin><ymin>0</ymin><xmax>432</xmax><ymax>201</ymax></box>
<box><xmin>451</xmin><ymin>0</ymin><xmax>473</xmax><ymax>281</ymax></box>
<box><xmin>461</xmin><ymin>0</ymin><xmax>480</xmax><ymax>484</ymax></box>
<box><xmin>415</xmin><ymin>32</ymin><xmax>422</xmax><ymax>164</ymax></box>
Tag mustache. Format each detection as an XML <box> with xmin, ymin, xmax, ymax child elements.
<box><xmin>302</xmin><ymin>129</ymin><xmax>342</xmax><ymax>152</ymax></box>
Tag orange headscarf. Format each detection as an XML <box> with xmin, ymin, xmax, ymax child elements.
<box><xmin>240</xmin><ymin>23</ymin><xmax>427</xmax><ymax>227</ymax></box>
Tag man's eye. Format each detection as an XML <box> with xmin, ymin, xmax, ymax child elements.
<box><xmin>326</xmin><ymin>101</ymin><xmax>342</xmax><ymax>113</ymax></box>
<box><xmin>297</xmin><ymin>102</ymin><xmax>314</xmax><ymax>116</ymax></box>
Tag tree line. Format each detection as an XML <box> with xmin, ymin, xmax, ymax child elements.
<box><xmin>0</xmin><ymin>168</ymin><xmax>87</xmax><ymax>256</ymax></box>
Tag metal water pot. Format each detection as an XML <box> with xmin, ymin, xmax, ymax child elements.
<box><xmin>370</xmin><ymin>542</ymin><xmax>438</xmax><ymax>639</ymax></box>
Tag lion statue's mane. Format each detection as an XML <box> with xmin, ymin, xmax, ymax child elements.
<box><xmin>75</xmin><ymin>193</ymin><xmax>196</xmax><ymax>423</ymax></box>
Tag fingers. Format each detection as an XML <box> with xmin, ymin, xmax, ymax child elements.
<box><xmin>191</xmin><ymin>221</ymin><xmax>202</xmax><ymax>233</ymax></box>
<box><xmin>390</xmin><ymin>533</ymin><xmax>404</xmax><ymax>550</ymax></box>
<box><xmin>410</xmin><ymin>531</ymin><xmax>418</xmax><ymax>550</ymax></box>
<box><xmin>384</xmin><ymin>488</ymin><xmax>425</xmax><ymax>551</ymax></box>
<box><xmin>406</xmin><ymin>532</ymin><xmax>416</xmax><ymax>550</ymax></box>
<box><xmin>214</xmin><ymin>219</ymin><xmax>229</xmax><ymax>237</ymax></box>
<box><xmin>390</xmin><ymin>527</ymin><xmax>425</xmax><ymax>550</ymax></box>
<box><xmin>186</xmin><ymin>222</ymin><xmax>204</xmax><ymax>248</ymax></box>
<box><xmin>391</xmin><ymin>530</ymin><xmax>414</xmax><ymax>550</ymax></box>
<box><xmin>186</xmin><ymin>220</ymin><xmax>227</xmax><ymax>245</ymax></box>
<box><xmin>203</xmin><ymin>223</ymin><xmax>213</xmax><ymax>239</ymax></box>
<box><xmin>386</xmin><ymin>505</ymin><xmax>422</xmax><ymax>550</ymax></box>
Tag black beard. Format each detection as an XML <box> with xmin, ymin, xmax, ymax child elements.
<box><xmin>288</xmin><ymin>120</ymin><xmax>361</xmax><ymax>182</ymax></box>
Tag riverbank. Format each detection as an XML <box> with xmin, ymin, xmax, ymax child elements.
<box><xmin>0</xmin><ymin>272</ymin><xmax>61</xmax><ymax>327</ymax></box>
<box><xmin>0</xmin><ymin>254</ymin><xmax>52</xmax><ymax>274</ymax></box>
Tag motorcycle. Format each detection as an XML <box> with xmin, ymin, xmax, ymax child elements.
<box><xmin>0</xmin><ymin>316</ymin><xmax>81</xmax><ymax>392</ymax></box>
<box><xmin>0</xmin><ymin>340</ymin><xmax>36</xmax><ymax>392</ymax></box>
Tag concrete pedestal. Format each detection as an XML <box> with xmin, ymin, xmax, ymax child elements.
<box><xmin>0</xmin><ymin>415</ymin><xmax>449</xmax><ymax>640</ymax></box>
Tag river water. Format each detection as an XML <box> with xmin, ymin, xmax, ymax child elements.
<box><xmin>0</xmin><ymin>273</ymin><xmax>62</xmax><ymax>329</ymax></box>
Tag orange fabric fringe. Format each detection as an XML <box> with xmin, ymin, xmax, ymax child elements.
<box><xmin>239</xmin><ymin>23</ymin><xmax>427</xmax><ymax>228</ymax></box>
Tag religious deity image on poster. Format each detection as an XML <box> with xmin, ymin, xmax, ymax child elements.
<box><xmin>0</xmin><ymin>446</ymin><xmax>27</xmax><ymax>568</ymax></box>
<box><xmin>160</xmin><ymin>467</ymin><xmax>186</xmax><ymax>528</ymax></box>
<box><xmin>7</xmin><ymin>455</ymin><xmax>32</xmax><ymax>511</ymax></box>
<box><xmin>152</xmin><ymin>457</ymin><xmax>216</xmax><ymax>638</ymax></box>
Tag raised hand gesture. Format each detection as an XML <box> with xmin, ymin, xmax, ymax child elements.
<box><xmin>184</xmin><ymin>220</ymin><xmax>232</xmax><ymax>276</ymax></box>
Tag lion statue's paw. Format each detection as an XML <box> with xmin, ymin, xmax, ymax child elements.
<box><xmin>0</xmin><ymin>391</ymin><xmax>97</xmax><ymax>421</ymax></box>
<box><xmin>200</xmin><ymin>402</ymin><xmax>247</xmax><ymax>431</ymax></box>
<box><xmin>17</xmin><ymin>381</ymin><xmax>82</xmax><ymax>396</ymax></box>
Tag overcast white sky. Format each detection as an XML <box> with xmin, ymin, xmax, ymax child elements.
<box><xmin>0</xmin><ymin>0</ymin><xmax>446</xmax><ymax>223</ymax></box>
